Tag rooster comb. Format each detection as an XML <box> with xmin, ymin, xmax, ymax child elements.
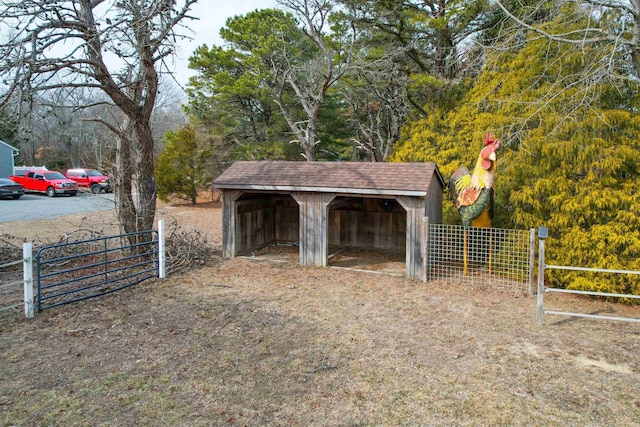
<box><xmin>484</xmin><ymin>132</ymin><xmax>499</xmax><ymax>146</ymax></box>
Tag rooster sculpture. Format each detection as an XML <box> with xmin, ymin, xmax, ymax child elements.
<box><xmin>449</xmin><ymin>132</ymin><xmax>500</xmax><ymax>274</ymax></box>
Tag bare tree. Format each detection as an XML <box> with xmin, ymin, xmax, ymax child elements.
<box><xmin>274</xmin><ymin>0</ymin><xmax>356</xmax><ymax>160</ymax></box>
<box><xmin>37</xmin><ymin>89</ymin><xmax>99</xmax><ymax>167</ymax></box>
<box><xmin>0</xmin><ymin>0</ymin><xmax>197</xmax><ymax>237</ymax></box>
<box><xmin>341</xmin><ymin>58</ymin><xmax>409</xmax><ymax>162</ymax></box>
<box><xmin>485</xmin><ymin>0</ymin><xmax>640</xmax><ymax>143</ymax></box>
<box><xmin>151</xmin><ymin>78</ymin><xmax>188</xmax><ymax>147</ymax></box>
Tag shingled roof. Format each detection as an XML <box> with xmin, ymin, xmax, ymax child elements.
<box><xmin>214</xmin><ymin>161</ymin><xmax>444</xmax><ymax>196</ymax></box>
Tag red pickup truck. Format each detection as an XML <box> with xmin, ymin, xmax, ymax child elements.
<box><xmin>9</xmin><ymin>170</ymin><xmax>78</xmax><ymax>197</ymax></box>
<box><xmin>65</xmin><ymin>168</ymin><xmax>112</xmax><ymax>194</ymax></box>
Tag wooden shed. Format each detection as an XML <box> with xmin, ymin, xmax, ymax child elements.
<box><xmin>213</xmin><ymin>161</ymin><xmax>445</xmax><ymax>281</ymax></box>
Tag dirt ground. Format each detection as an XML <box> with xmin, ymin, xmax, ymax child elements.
<box><xmin>1</xmin><ymin>200</ymin><xmax>640</xmax><ymax>426</ymax></box>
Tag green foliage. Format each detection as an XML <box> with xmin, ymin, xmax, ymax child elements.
<box><xmin>504</xmin><ymin>111</ymin><xmax>640</xmax><ymax>293</ymax></box>
<box><xmin>186</xmin><ymin>8</ymin><xmax>349</xmax><ymax>161</ymax></box>
<box><xmin>392</xmin><ymin>8</ymin><xmax>640</xmax><ymax>294</ymax></box>
<box><xmin>186</xmin><ymin>37</ymin><xmax>295</xmax><ymax>160</ymax></box>
<box><xmin>156</xmin><ymin>126</ymin><xmax>212</xmax><ymax>204</ymax></box>
<box><xmin>0</xmin><ymin>111</ymin><xmax>18</xmax><ymax>143</ymax></box>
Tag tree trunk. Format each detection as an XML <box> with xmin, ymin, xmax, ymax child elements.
<box><xmin>133</xmin><ymin>119</ymin><xmax>157</xmax><ymax>234</ymax></box>
<box><xmin>303</xmin><ymin>114</ymin><xmax>318</xmax><ymax>161</ymax></box>
<box><xmin>303</xmin><ymin>143</ymin><xmax>317</xmax><ymax>161</ymax></box>
<box><xmin>115</xmin><ymin>118</ymin><xmax>157</xmax><ymax>248</ymax></box>
<box><xmin>115</xmin><ymin>123</ymin><xmax>137</xmax><ymax>236</ymax></box>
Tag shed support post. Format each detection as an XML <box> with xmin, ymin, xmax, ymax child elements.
<box><xmin>397</xmin><ymin>196</ymin><xmax>426</xmax><ymax>281</ymax></box>
<box><xmin>221</xmin><ymin>190</ymin><xmax>243</xmax><ymax>258</ymax></box>
<box><xmin>292</xmin><ymin>192</ymin><xmax>336</xmax><ymax>267</ymax></box>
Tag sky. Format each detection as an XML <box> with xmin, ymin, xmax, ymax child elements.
<box><xmin>170</xmin><ymin>0</ymin><xmax>278</xmax><ymax>89</ymax></box>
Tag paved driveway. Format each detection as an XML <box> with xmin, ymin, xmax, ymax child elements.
<box><xmin>0</xmin><ymin>191</ymin><xmax>115</xmax><ymax>222</ymax></box>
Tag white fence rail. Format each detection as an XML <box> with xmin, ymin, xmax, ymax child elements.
<box><xmin>536</xmin><ymin>235</ymin><xmax>640</xmax><ymax>325</ymax></box>
<box><xmin>0</xmin><ymin>243</ymin><xmax>34</xmax><ymax>318</ymax></box>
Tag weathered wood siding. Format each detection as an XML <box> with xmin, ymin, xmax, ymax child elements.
<box><xmin>328</xmin><ymin>198</ymin><xmax>406</xmax><ymax>253</ymax></box>
<box><xmin>232</xmin><ymin>195</ymin><xmax>300</xmax><ymax>254</ymax></box>
<box><xmin>221</xmin><ymin>189</ymin><xmax>242</xmax><ymax>257</ymax></box>
<box><xmin>292</xmin><ymin>192</ymin><xmax>335</xmax><ymax>266</ymax></box>
<box><xmin>425</xmin><ymin>173</ymin><xmax>444</xmax><ymax>226</ymax></box>
<box><xmin>237</xmin><ymin>198</ymin><xmax>276</xmax><ymax>252</ymax></box>
<box><xmin>397</xmin><ymin>196</ymin><xmax>427</xmax><ymax>281</ymax></box>
<box><xmin>422</xmin><ymin>177</ymin><xmax>443</xmax><ymax>278</ymax></box>
<box><xmin>274</xmin><ymin>197</ymin><xmax>299</xmax><ymax>243</ymax></box>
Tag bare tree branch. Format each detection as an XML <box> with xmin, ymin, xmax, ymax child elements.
<box><xmin>273</xmin><ymin>0</ymin><xmax>357</xmax><ymax>160</ymax></box>
<box><xmin>495</xmin><ymin>0</ymin><xmax>640</xmax><ymax>77</ymax></box>
<box><xmin>0</xmin><ymin>0</ymin><xmax>198</xmax><ymax>238</ymax></box>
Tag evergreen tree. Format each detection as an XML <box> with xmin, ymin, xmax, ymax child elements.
<box><xmin>0</xmin><ymin>111</ymin><xmax>18</xmax><ymax>143</ymax></box>
<box><xmin>392</xmin><ymin>7</ymin><xmax>640</xmax><ymax>294</ymax></box>
<box><xmin>156</xmin><ymin>126</ymin><xmax>212</xmax><ymax>204</ymax></box>
<box><xmin>186</xmin><ymin>42</ymin><xmax>295</xmax><ymax>161</ymax></box>
<box><xmin>187</xmin><ymin>5</ymin><xmax>354</xmax><ymax>161</ymax></box>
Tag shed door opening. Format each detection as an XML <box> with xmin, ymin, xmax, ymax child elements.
<box><xmin>235</xmin><ymin>192</ymin><xmax>299</xmax><ymax>256</ymax></box>
<box><xmin>327</xmin><ymin>196</ymin><xmax>406</xmax><ymax>274</ymax></box>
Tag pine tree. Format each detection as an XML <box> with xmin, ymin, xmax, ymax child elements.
<box><xmin>156</xmin><ymin>126</ymin><xmax>212</xmax><ymax>204</ymax></box>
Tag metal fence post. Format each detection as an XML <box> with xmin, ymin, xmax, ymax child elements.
<box><xmin>158</xmin><ymin>219</ymin><xmax>165</xmax><ymax>279</ymax></box>
<box><xmin>23</xmin><ymin>242</ymin><xmax>34</xmax><ymax>318</ymax></box>
<box><xmin>536</xmin><ymin>227</ymin><xmax>548</xmax><ymax>326</ymax></box>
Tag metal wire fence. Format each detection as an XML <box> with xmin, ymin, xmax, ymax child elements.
<box><xmin>427</xmin><ymin>224</ymin><xmax>535</xmax><ymax>293</ymax></box>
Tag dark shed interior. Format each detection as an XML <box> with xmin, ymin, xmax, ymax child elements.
<box><xmin>328</xmin><ymin>197</ymin><xmax>406</xmax><ymax>254</ymax></box>
<box><xmin>235</xmin><ymin>192</ymin><xmax>299</xmax><ymax>254</ymax></box>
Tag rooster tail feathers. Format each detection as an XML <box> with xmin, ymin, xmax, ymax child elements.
<box><xmin>449</xmin><ymin>166</ymin><xmax>470</xmax><ymax>200</ymax></box>
<box><xmin>455</xmin><ymin>174</ymin><xmax>471</xmax><ymax>193</ymax></box>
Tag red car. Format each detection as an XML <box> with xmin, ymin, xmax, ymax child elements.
<box><xmin>9</xmin><ymin>170</ymin><xmax>78</xmax><ymax>197</ymax></box>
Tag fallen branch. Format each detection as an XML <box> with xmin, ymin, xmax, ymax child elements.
<box><xmin>306</xmin><ymin>357</ymin><xmax>338</xmax><ymax>374</ymax></box>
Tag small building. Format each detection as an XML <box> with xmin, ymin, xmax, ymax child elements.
<box><xmin>213</xmin><ymin>161</ymin><xmax>445</xmax><ymax>281</ymax></box>
<box><xmin>0</xmin><ymin>140</ymin><xmax>19</xmax><ymax>178</ymax></box>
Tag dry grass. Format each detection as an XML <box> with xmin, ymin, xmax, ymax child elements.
<box><xmin>1</xmin><ymin>201</ymin><xmax>640</xmax><ymax>426</ymax></box>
